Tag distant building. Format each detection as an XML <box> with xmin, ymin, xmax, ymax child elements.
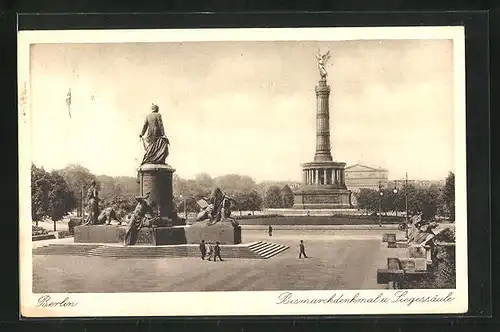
<box><xmin>344</xmin><ymin>164</ymin><xmax>389</xmax><ymax>193</ymax></box>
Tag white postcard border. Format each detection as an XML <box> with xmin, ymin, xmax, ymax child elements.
<box><xmin>18</xmin><ymin>26</ymin><xmax>468</xmax><ymax>317</ymax></box>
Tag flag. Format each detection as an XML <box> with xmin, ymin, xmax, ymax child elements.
<box><xmin>66</xmin><ymin>88</ymin><xmax>72</xmax><ymax>118</ymax></box>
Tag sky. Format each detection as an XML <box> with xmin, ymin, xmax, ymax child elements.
<box><xmin>28</xmin><ymin>39</ymin><xmax>455</xmax><ymax>182</ymax></box>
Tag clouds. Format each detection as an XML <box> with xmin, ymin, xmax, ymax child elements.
<box><xmin>29</xmin><ymin>39</ymin><xmax>455</xmax><ymax>181</ymax></box>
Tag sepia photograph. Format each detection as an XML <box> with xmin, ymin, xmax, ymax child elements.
<box><xmin>18</xmin><ymin>26</ymin><xmax>467</xmax><ymax>317</ymax></box>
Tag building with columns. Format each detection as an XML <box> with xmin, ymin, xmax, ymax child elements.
<box><xmin>344</xmin><ymin>164</ymin><xmax>389</xmax><ymax>192</ymax></box>
<box><xmin>292</xmin><ymin>66</ymin><xmax>352</xmax><ymax>209</ymax></box>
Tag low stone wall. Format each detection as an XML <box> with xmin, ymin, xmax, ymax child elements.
<box><xmin>238</xmin><ymin>216</ymin><xmax>401</xmax><ymax>225</ymax></box>
<box><xmin>32</xmin><ymin>234</ymin><xmax>56</xmax><ymax>241</ymax></box>
<box><xmin>264</xmin><ymin>208</ymin><xmax>361</xmax><ymax>216</ymax></box>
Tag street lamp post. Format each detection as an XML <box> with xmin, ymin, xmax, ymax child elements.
<box><xmin>405</xmin><ymin>172</ymin><xmax>409</xmax><ymax>224</ymax></box>
<box><xmin>180</xmin><ymin>194</ymin><xmax>187</xmax><ymax>221</ymax></box>
<box><xmin>392</xmin><ymin>180</ymin><xmax>398</xmax><ymax>217</ymax></box>
<box><xmin>378</xmin><ymin>182</ymin><xmax>384</xmax><ymax>227</ymax></box>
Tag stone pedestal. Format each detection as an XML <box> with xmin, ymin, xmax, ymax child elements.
<box><xmin>74</xmin><ymin>224</ymin><xmax>242</xmax><ymax>245</ymax></box>
<box><xmin>138</xmin><ymin>163</ymin><xmax>184</xmax><ymax>226</ymax></box>
<box><xmin>184</xmin><ymin>222</ymin><xmax>242</xmax><ymax>245</ymax></box>
<box><xmin>292</xmin><ymin>186</ymin><xmax>352</xmax><ymax>209</ymax></box>
<box><xmin>74</xmin><ymin>225</ymin><xmax>188</xmax><ymax>245</ymax></box>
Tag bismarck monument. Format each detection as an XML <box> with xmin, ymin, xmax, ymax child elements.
<box><xmin>293</xmin><ymin>51</ymin><xmax>352</xmax><ymax>209</ymax></box>
<box><xmin>74</xmin><ymin>103</ymin><xmax>241</xmax><ymax>245</ymax></box>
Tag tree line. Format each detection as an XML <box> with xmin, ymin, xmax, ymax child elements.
<box><xmin>173</xmin><ymin>173</ymin><xmax>296</xmax><ymax>213</ymax></box>
<box><xmin>31</xmin><ymin>164</ymin><xmax>299</xmax><ymax>223</ymax></box>
<box><xmin>31</xmin><ymin>163</ymin><xmax>455</xmax><ymax>223</ymax></box>
<box><xmin>354</xmin><ymin>172</ymin><xmax>455</xmax><ymax>221</ymax></box>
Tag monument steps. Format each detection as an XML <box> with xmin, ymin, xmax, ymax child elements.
<box><xmin>254</xmin><ymin>244</ymin><xmax>285</xmax><ymax>257</ymax></box>
<box><xmin>33</xmin><ymin>242</ymin><xmax>289</xmax><ymax>259</ymax></box>
<box><xmin>32</xmin><ymin>244</ymin><xmax>101</xmax><ymax>256</ymax></box>
<box><xmin>247</xmin><ymin>241</ymin><xmax>270</xmax><ymax>251</ymax></box>
<box><xmin>248</xmin><ymin>241</ymin><xmax>290</xmax><ymax>259</ymax></box>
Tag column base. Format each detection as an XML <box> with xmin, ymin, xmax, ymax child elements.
<box><xmin>292</xmin><ymin>187</ymin><xmax>352</xmax><ymax>209</ymax></box>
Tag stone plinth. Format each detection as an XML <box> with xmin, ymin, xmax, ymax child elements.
<box><xmin>184</xmin><ymin>222</ymin><xmax>242</xmax><ymax>245</ymax></box>
<box><xmin>293</xmin><ymin>186</ymin><xmax>352</xmax><ymax>209</ymax></box>
<box><xmin>74</xmin><ymin>225</ymin><xmax>188</xmax><ymax>245</ymax></box>
<box><xmin>74</xmin><ymin>223</ymin><xmax>242</xmax><ymax>245</ymax></box>
<box><xmin>138</xmin><ymin>163</ymin><xmax>184</xmax><ymax>226</ymax></box>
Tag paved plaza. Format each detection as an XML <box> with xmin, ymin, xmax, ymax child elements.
<box><xmin>33</xmin><ymin>229</ymin><xmax>403</xmax><ymax>293</ymax></box>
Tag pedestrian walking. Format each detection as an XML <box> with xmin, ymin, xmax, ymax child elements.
<box><xmin>268</xmin><ymin>225</ymin><xmax>273</xmax><ymax>237</ymax></box>
<box><xmin>199</xmin><ymin>240</ymin><xmax>206</xmax><ymax>260</ymax></box>
<box><xmin>206</xmin><ymin>241</ymin><xmax>214</xmax><ymax>261</ymax></box>
<box><xmin>214</xmin><ymin>241</ymin><xmax>223</xmax><ymax>262</ymax></box>
<box><xmin>299</xmin><ymin>240</ymin><xmax>308</xmax><ymax>259</ymax></box>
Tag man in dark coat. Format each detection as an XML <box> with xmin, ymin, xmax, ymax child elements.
<box><xmin>213</xmin><ymin>241</ymin><xmax>223</xmax><ymax>262</ymax></box>
<box><xmin>199</xmin><ymin>240</ymin><xmax>207</xmax><ymax>260</ymax></box>
<box><xmin>299</xmin><ymin>240</ymin><xmax>308</xmax><ymax>259</ymax></box>
<box><xmin>139</xmin><ymin>103</ymin><xmax>170</xmax><ymax>165</ymax></box>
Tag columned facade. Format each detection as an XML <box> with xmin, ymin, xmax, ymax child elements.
<box><xmin>302</xmin><ymin>166</ymin><xmax>348</xmax><ymax>186</ymax></box>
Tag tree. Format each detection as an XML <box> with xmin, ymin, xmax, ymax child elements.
<box><xmin>194</xmin><ymin>173</ymin><xmax>214</xmax><ymax>191</ymax></box>
<box><xmin>46</xmin><ymin>171</ymin><xmax>74</xmax><ymax>221</ymax></box>
<box><xmin>420</xmin><ymin>185</ymin><xmax>441</xmax><ymax>221</ymax></box>
<box><xmin>96</xmin><ymin>174</ymin><xmax>119</xmax><ymax>207</ymax></box>
<box><xmin>59</xmin><ymin>164</ymin><xmax>98</xmax><ymax>216</ymax></box>
<box><xmin>96</xmin><ymin>175</ymin><xmax>138</xmax><ymax>211</ymax></box>
<box><xmin>442</xmin><ymin>172</ymin><xmax>455</xmax><ymax>221</ymax></box>
<box><xmin>355</xmin><ymin>188</ymin><xmax>379</xmax><ymax>213</ymax></box>
<box><xmin>380</xmin><ymin>188</ymin><xmax>405</xmax><ymax>215</ymax></box>
<box><xmin>280</xmin><ymin>185</ymin><xmax>295</xmax><ymax>208</ymax></box>
<box><xmin>246</xmin><ymin>190</ymin><xmax>263</xmax><ymax>213</ymax></box>
<box><xmin>233</xmin><ymin>190</ymin><xmax>263</xmax><ymax>214</ymax></box>
<box><xmin>31</xmin><ymin>164</ymin><xmax>50</xmax><ymax>223</ymax></box>
<box><xmin>264</xmin><ymin>185</ymin><xmax>283</xmax><ymax>208</ymax></box>
<box><xmin>213</xmin><ymin>174</ymin><xmax>257</xmax><ymax>192</ymax></box>
<box><xmin>109</xmin><ymin>195</ymin><xmax>136</xmax><ymax>220</ymax></box>
<box><xmin>405</xmin><ymin>184</ymin><xmax>441</xmax><ymax>221</ymax></box>
<box><xmin>113</xmin><ymin>176</ymin><xmax>139</xmax><ymax>198</ymax></box>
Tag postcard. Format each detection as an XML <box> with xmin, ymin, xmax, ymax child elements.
<box><xmin>19</xmin><ymin>26</ymin><xmax>467</xmax><ymax>317</ymax></box>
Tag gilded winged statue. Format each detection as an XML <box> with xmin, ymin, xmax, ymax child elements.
<box><xmin>315</xmin><ymin>50</ymin><xmax>331</xmax><ymax>80</ymax></box>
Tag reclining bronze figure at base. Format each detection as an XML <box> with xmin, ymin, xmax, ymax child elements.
<box><xmin>195</xmin><ymin>187</ymin><xmax>239</xmax><ymax>227</ymax></box>
<box><xmin>123</xmin><ymin>194</ymin><xmax>157</xmax><ymax>246</ymax></box>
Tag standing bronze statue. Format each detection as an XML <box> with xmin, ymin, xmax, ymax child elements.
<box><xmin>139</xmin><ymin>103</ymin><xmax>170</xmax><ymax>165</ymax></box>
<box><xmin>83</xmin><ymin>180</ymin><xmax>99</xmax><ymax>225</ymax></box>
